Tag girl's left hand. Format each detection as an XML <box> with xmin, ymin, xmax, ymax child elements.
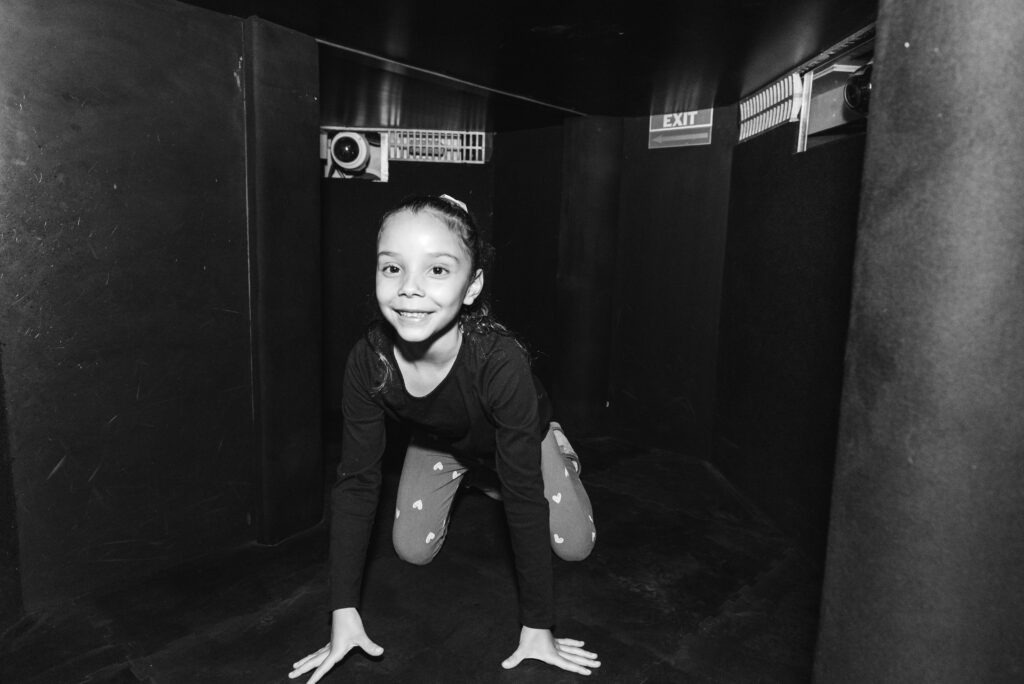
<box><xmin>501</xmin><ymin>625</ymin><xmax>601</xmax><ymax>676</ymax></box>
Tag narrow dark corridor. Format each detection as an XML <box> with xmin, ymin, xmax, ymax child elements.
<box><xmin>6</xmin><ymin>0</ymin><xmax>1023</xmax><ymax>681</ymax></box>
<box><xmin>1</xmin><ymin>438</ymin><xmax>821</xmax><ymax>683</ymax></box>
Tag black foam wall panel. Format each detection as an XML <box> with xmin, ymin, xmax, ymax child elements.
<box><xmin>715</xmin><ymin>127</ymin><xmax>864</xmax><ymax>548</ymax></box>
<box><xmin>815</xmin><ymin>0</ymin><xmax>1024</xmax><ymax>680</ymax></box>
<box><xmin>553</xmin><ymin>117</ymin><xmax>623</xmax><ymax>434</ymax></box>
<box><xmin>0</xmin><ymin>356</ymin><xmax>17</xmax><ymax>631</ymax></box>
<box><xmin>0</xmin><ymin>0</ymin><xmax>254</xmax><ymax>608</ymax></box>
<box><xmin>607</xmin><ymin>111</ymin><xmax>736</xmax><ymax>457</ymax></box>
<box><xmin>242</xmin><ymin>18</ymin><xmax>323</xmax><ymax>544</ymax></box>
<box><xmin>490</xmin><ymin>125</ymin><xmax>564</xmax><ymax>391</ymax></box>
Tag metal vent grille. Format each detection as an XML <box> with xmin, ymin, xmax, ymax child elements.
<box><xmin>738</xmin><ymin>73</ymin><xmax>803</xmax><ymax>142</ymax></box>
<box><xmin>387</xmin><ymin>129</ymin><xmax>490</xmax><ymax>163</ymax></box>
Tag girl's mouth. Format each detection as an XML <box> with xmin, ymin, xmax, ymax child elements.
<box><xmin>396</xmin><ymin>311</ymin><xmax>429</xmax><ymax>319</ymax></box>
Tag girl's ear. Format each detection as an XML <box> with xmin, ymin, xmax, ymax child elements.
<box><xmin>463</xmin><ymin>269</ymin><xmax>484</xmax><ymax>305</ymax></box>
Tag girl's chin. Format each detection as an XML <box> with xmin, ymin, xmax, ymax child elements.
<box><xmin>393</xmin><ymin>329</ymin><xmax>432</xmax><ymax>343</ymax></box>
<box><xmin>387</xmin><ymin>317</ymin><xmax>459</xmax><ymax>346</ymax></box>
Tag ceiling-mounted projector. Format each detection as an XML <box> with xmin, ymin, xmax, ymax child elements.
<box><xmin>331</xmin><ymin>131</ymin><xmax>369</xmax><ymax>172</ymax></box>
<box><xmin>844</xmin><ymin>63</ymin><xmax>873</xmax><ymax>115</ymax></box>
<box><xmin>320</xmin><ymin>129</ymin><xmax>389</xmax><ymax>181</ymax></box>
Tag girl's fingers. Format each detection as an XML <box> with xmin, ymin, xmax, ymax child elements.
<box><xmin>294</xmin><ymin>647</ymin><xmax>329</xmax><ymax>667</ymax></box>
<box><xmin>503</xmin><ymin>633</ymin><xmax>601</xmax><ymax>676</ymax></box>
<box><xmin>555</xmin><ymin>638</ymin><xmax>585</xmax><ymax>647</ymax></box>
<box><xmin>557</xmin><ymin>645</ymin><xmax>599</xmax><ymax>660</ymax></box>
<box><xmin>289</xmin><ymin>656</ymin><xmax>323</xmax><ymax>679</ymax></box>
<box><xmin>501</xmin><ymin>649</ymin><xmax>524</xmax><ymax>670</ymax></box>
<box><xmin>307</xmin><ymin>654</ymin><xmax>342</xmax><ymax>684</ymax></box>
<box><xmin>292</xmin><ymin>645</ymin><xmax>329</xmax><ymax>670</ymax></box>
<box><xmin>546</xmin><ymin>654</ymin><xmax>592</xmax><ymax>676</ymax></box>
<box><xmin>290</xmin><ymin>651</ymin><xmax>329</xmax><ymax>675</ymax></box>
<box><xmin>358</xmin><ymin>638</ymin><xmax>384</xmax><ymax>657</ymax></box>
<box><xmin>554</xmin><ymin>640</ymin><xmax>601</xmax><ymax>670</ymax></box>
<box><xmin>560</xmin><ymin>651</ymin><xmax>602</xmax><ymax>668</ymax></box>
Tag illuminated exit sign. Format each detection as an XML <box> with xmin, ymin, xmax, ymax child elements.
<box><xmin>648</xmin><ymin>108</ymin><xmax>714</xmax><ymax>148</ymax></box>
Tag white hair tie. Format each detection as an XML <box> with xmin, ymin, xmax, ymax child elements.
<box><xmin>439</xmin><ymin>194</ymin><xmax>468</xmax><ymax>213</ymax></box>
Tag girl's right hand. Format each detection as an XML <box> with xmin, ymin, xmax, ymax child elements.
<box><xmin>289</xmin><ymin>607</ymin><xmax>384</xmax><ymax>683</ymax></box>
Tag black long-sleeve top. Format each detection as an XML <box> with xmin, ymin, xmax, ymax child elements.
<box><xmin>329</xmin><ymin>330</ymin><xmax>554</xmax><ymax>628</ymax></box>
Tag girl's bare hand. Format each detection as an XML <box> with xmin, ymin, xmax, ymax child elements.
<box><xmin>501</xmin><ymin>625</ymin><xmax>601</xmax><ymax>676</ymax></box>
<box><xmin>289</xmin><ymin>608</ymin><xmax>383</xmax><ymax>683</ymax></box>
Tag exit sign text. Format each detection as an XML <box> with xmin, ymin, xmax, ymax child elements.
<box><xmin>648</xmin><ymin>108</ymin><xmax>714</xmax><ymax>148</ymax></box>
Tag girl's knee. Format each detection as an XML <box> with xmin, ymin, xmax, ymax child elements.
<box><xmin>551</xmin><ymin>533</ymin><xmax>595</xmax><ymax>562</ymax></box>
<box><xmin>392</xmin><ymin>525</ymin><xmax>441</xmax><ymax>565</ymax></box>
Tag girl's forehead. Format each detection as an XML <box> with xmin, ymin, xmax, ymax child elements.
<box><xmin>378</xmin><ymin>210</ymin><xmax>470</xmax><ymax>257</ymax></box>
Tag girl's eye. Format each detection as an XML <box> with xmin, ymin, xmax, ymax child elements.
<box><xmin>380</xmin><ymin>264</ymin><xmax>400</xmax><ymax>275</ymax></box>
<box><xmin>430</xmin><ymin>266</ymin><xmax>449</xmax><ymax>276</ymax></box>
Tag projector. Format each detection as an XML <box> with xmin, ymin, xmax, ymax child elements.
<box><xmin>844</xmin><ymin>63</ymin><xmax>873</xmax><ymax>115</ymax></box>
<box><xmin>320</xmin><ymin>129</ymin><xmax>389</xmax><ymax>181</ymax></box>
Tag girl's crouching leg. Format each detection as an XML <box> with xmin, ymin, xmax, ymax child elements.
<box><xmin>393</xmin><ymin>441</ymin><xmax>463</xmax><ymax>565</ymax></box>
<box><xmin>551</xmin><ymin>523</ymin><xmax>596</xmax><ymax>561</ymax></box>
<box><xmin>542</xmin><ymin>423</ymin><xmax>597</xmax><ymax>561</ymax></box>
<box><xmin>392</xmin><ymin>507</ymin><xmax>449</xmax><ymax>565</ymax></box>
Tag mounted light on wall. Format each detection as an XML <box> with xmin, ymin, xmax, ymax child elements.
<box><xmin>844</xmin><ymin>62</ymin><xmax>873</xmax><ymax>115</ymax></box>
<box><xmin>794</xmin><ymin>25</ymin><xmax>875</xmax><ymax>152</ymax></box>
<box><xmin>331</xmin><ymin>131</ymin><xmax>369</xmax><ymax>172</ymax></box>
<box><xmin>319</xmin><ymin>128</ymin><xmax>389</xmax><ymax>181</ymax></box>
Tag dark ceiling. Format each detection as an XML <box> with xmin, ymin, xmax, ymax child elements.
<box><xmin>179</xmin><ymin>0</ymin><xmax>877</xmax><ymax>128</ymax></box>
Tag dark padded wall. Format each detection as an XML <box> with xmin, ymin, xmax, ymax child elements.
<box><xmin>815</xmin><ymin>0</ymin><xmax>1024</xmax><ymax>680</ymax></box>
<box><xmin>0</xmin><ymin>0</ymin><xmax>254</xmax><ymax>609</ymax></box>
<box><xmin>553</xmin><ymin>117</ymin><xmax>623</xmax><ymax>434</ymax></box>
<box><xmin>714</xmin><ymin>128</ymin><xmax>864</xmax><ymax>547</ymax></box>
<box><xmin>0</xmin><ymin>357</ymin><xmax>18</xmax><ymax>630</ymax></box>
<box><xmin>607</xmin><ymin>110</ymin><xmax>736</xmax><ymax>457</ymax></box>
<box><xmin>243</xmin><ymin>18</ymin><xmax>323</xmax><ymax>544</ymax></box>
<box><xmin>491</xmin><ymin>126</ymin><xmax>565</xmax><ymax>392</ymax></box>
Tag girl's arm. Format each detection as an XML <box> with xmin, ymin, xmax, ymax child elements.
<box><xmin>484</xmin><ymin>343</ymin><xmax>601</xmax><ymax>675</ymax></box>
<box><xmin>291</xmin><ymin>342</ymin><xmax>387</xmax><ymax>681</ymax></box>
<box><xmin>486</xmin><ymin>350</ymin><xmax>555</xmax><ymax>628</ymax></box>
<box><xmin>328</xmin><ymin>341</ymin><xmax>388</xmax><ymax>613</ymax></box>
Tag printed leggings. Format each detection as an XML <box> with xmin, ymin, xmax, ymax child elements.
<box><xmin>392</xmin><ymin>422</ymin><xmax>596</xmax><ymax>565</ymax></box>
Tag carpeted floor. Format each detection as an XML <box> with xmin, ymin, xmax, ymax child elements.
<box><xmin>1</xmin><ymin>437</ymin><xmax>823</xmax><ymax>683</ymax></box>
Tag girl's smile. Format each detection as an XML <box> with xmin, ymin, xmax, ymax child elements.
<box><xmin>376</xmin><ymin>209</ymin><xmax>483</xmax><ymax>351</ymax></box>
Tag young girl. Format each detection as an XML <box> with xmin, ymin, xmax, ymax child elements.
<box><xmin>289</xmin><ymin>195</ymin><xmax>600</xmax><ymax>682</ymax></box>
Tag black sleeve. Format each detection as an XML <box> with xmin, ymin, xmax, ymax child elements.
<box><xmin>484</xmin><ymin>345</ymin><xmax>555</xmax><ymax>628</ymax></box>
<box><xmin>329</xmin><ymin>342</ymin><xmax>387</xmax><ymax>611</ymax></box>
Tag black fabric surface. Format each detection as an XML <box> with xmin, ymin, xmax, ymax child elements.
<box><xmin>816</xmin><ymin>1</ymin><xmax>1024</xmax><ymax>681</ymax></box>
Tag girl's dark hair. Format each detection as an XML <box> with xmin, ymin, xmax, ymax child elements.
<box><xmin>366</xmin><ymin>194</ymin><xmax>528</xmax><ymax>392</ymax></box>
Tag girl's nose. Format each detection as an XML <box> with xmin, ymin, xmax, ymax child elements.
<box><xmin>398</xmin><ymin>273</ymin><xmax>424</xmax><ymax>296</ymax></box>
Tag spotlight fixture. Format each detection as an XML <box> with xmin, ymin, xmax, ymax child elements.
<box><xmin>320</xmin><ymin>129</ymin><xmax>388</xmax><ymax>181</ymax></box>
<box><xmin>844</xmin><ymin>63</ymin><xmax>873</xmax><ymax>115</ymax></box>
<box><xmin>330</xmin><ymin>131</ymin><xmax>370</xmax><ymax>173</ymax></box>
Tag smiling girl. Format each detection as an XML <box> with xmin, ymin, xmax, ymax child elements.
<box><xmin>290</xmin><ymin>195</ymin><xmax>599</xmax><ymax>682</ymax></box>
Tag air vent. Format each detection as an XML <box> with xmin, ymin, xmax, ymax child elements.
<box><xmin>388</xmin><ymin>129</ymin><xmax>491</xmax><ymax>164</ymax></box>
<box><xmin>738</xmin><ymin>73</ymin><xmax>803</xmax><ymax>142</ymax></box>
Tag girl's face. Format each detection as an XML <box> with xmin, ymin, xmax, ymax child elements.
<box><xmin>375</xmin><ymin>210</ymin><xmax>483</xmax><ymax>348</ymax></box>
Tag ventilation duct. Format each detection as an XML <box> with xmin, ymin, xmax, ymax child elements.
<box><xmin>388</xmin><ymin>129</ymin><xmax>490</xmax><ymax>164</ymax></box>
<box><xmin>738</xmin><ymin>73</ymin><xmax>803</xmax><ymax>142</ymax></box>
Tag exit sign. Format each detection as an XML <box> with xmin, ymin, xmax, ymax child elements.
<box><xmin>648</xmin><ymin>108</ymin><xmax>714</xmax><ymax>148</ymax></box>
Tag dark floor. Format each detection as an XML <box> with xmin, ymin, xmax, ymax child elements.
<box><xmin>1</xmin><ymin>438</ymin><xmax>823</xmax><ymax>683</ymax></box>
